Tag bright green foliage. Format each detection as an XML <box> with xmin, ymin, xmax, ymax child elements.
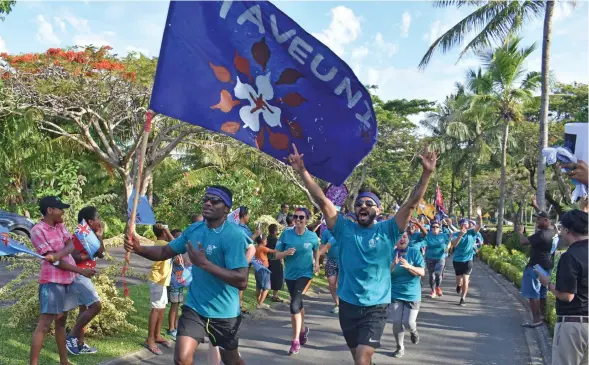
<box><xmin>0</xmin><ymin>0</ymin><xmax>15</xmax><ymax>20</ymax></box>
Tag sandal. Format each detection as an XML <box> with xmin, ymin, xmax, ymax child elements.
<box><xmin>271</xmin><ymin>297</ymin><xmax>284</xmax><ymax>303</ymax></box>
<box><xmin>156</xmin><ymin>339</ymin><xmax>172</xmax><ymax>348</ymax></box>
<box><xmin>143</xmin><ymin>343</ymin><xmax>163</xmax><ymax>355</ymax></box>
<box><xmin>521</xmin><ymin>322</ymin><xmax>543</xmax><ymax>328</ymax></box>
<box><xmin>241</xmin><ymin>306</ymin><xmax>249</xmax><ymax>314</ymax></box>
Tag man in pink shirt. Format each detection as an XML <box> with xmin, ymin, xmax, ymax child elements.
<box><xmin>29</xmin><ymin>196</ymin><xmax>96</xmax><ymax>365</ymax></box>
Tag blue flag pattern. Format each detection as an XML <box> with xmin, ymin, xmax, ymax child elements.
<box><xmin>0</xmin><ymin>226</ymin><xmax>45</xmax><ymax>259</ymax></box>
<box><xmin>150</xmin><ymin>1</ymin><xmax>377</xmax><ymax>185</ymax></box>
<box><xmin>127</xmin><ymin>190</ymin><xmax>157</xmax><ymax>225</ymax></box>
<box><xmin>74</xmin><ymin>219</ymin><xmax>102</xmax><ymax>259</ymax></box>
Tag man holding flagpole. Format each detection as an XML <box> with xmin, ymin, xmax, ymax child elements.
<box><xmin>287</xmin><ymin>143</ymin><xmax>437</xmax><ymax>365</ymax></box>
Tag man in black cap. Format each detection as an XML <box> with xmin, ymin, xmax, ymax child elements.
<box><xmin>30</xmin><ymin>196</ymin><xmax>96</xmax><ymax>364</ymax></box>
<box><xmin>537</xmin><ymin>209</ymin><xmax>588</xmax><ymax>365</ymax></box>
<box><xmin>518</xmin><ymin>210</ymin><xmax>557</xmax><ymax>328</ymax></box>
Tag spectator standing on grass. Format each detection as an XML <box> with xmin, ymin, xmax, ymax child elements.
<box><xmin>519</xmin><ymin>211</ymin><xmax>556</xmax><ymax>328</ymax></box>
<box><xmin>266</xmin><ymin>224</ymin><xmax>285</xmax><ymax>302</ymax></box>
<box><xmin>144</xmin><ymin>222</ymin><xmax>174</xmax><ymax>355</ymax></box>
<box><xmin>277</xmin><ymin>203</ymin><xmax>290</xmax><ymax>226</ymax></box>
<box><xmin>537</xmin><ymin>209</ymin><xmax>588</xmax><ymax>365</ymax></box>
<box><xmin>253</xmin><ymin>235</ymin><xmax>275</xmax><ymax>309</ymax></box>
<box><xmin>29</xmin><ymin>196</ymin><xmax>96</xmax><ymax>365</ymax></box>
<box><xmin>66</xmin><ymin>206</ymin><xmax>106</xmax><ymax>355</ymax></box>
<box><xmin>167</xmin><ymin>229</ymin><xmax>184</xmax><ymax>341</ymax></box>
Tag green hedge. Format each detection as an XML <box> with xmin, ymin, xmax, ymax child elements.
<box><xmin>479</xmin><ymin>245</ymin><xmax>556</xmax><ymax>333</ymax></box>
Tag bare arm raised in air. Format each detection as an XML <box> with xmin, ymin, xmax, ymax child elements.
<box><xmin>288</xmin><ymin>144</ymin><xmax>338</xmax><ymax>230</ymax></box>
<box><xmin>395</xmin><ymin>145</ymin><xmax>438</xmax><ymax>231</ymax></box>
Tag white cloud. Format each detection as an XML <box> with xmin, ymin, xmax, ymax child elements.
<box><xmin>423</xmin><ymin>20</ymin><xmax>446</xmax><ymax>44</ymax></box>
<box><xmin>35</xmin><ymin>15</ymin><xmax>61</xmax><ymax>46</ymax></box>
<box><xmin>0</xmin><ymin>36</ymin><xmax>6</xmax><ymax>52</ymax></box>
<box><xmin>400</xmin><ymin>11</ymin><xmax>411</xmax><ymax>37</ymax></box>
<box><xmin>374</xmin><ymin>32</ymin><xmax>397</xmax><ymax>57</ymax></box>
<box><xmin>53</xmin><ymin>17</ymin><xmax>66</xmax><ymax>32</ymax></box>
<box><xmin>553</xmin><ymin>3</ymin><xmax>573</xmax><ymax>23</ymax></box>
<box><xmin>311</xmin><ymin>6</ymin><xmax>361</xmax><ymax>57</ymax></box>
<box><xmin>126</xmin><ymin>46</ymin><xmax>149</xmax><ymax>56</ymax></box>
<box><xmin>73</xmin><ymin>32</ymin><xmax>114</xmax><ymax>48</ymax></box>
<box><xmin>351</xmin><ymin>46</ymin><xmax>369</xmax><ymax>61</ymax></box>
<box><xmin>63</xmin><ymin>11</ymin><xmax>90</xmax><ymax>33</ymax></box>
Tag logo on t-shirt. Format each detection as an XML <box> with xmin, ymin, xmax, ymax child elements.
<box><xmin>368</xmin><ymin>238</ymin><xmax>377</xmax><ymax>248</ymax></box>
<box><xmin>206</xmin><ymin>245</ymin><xmax>217</xmax><ymax>255</ymax></box>
<box><xmin>304</xmin><ymin>242</ymin><xmax>311</xmax><ymax>249</ymax></box>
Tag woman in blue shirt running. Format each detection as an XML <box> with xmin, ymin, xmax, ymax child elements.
<box><xmin>390</xmin><ymin>231</ymin><xmax>425</xmax><ymax>358</ymax></box>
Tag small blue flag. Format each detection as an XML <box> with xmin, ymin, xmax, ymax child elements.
<box><xmin>127</xmin><ymin>190</ymin><xmax>156</xmax><ymax>225</ymax></box>
<box><xmin>74</xmin><ymin>220</ymin><xmax>101</xmax><ymax>259</ymax></box>
<box><xmin>0</xmin><ymin>226</ymin><xmax>45</xmax><ymax>259</ymax></box>
<box><xmin>150</xmin><ymin>1</ymin><xmax>377</xmax><ymax>185</ymax></box>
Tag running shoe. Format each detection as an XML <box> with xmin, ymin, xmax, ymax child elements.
<box><xmin>288</xmin><ymin>340</ymin><xmax>301</xmax><ymax>355</ymax></box>
<box><xmin>299</xmin><ymin>326</ymin><xmax>310</xmax><ymax>345</ymax></box>
<box><xmin>392</xmin><ymin>347</ymin><xmax>405</xmax><ymax>358</ymax></box>
<box><xmin>256</xmin><ymin>303</ymin><xmax>270</xmax><ymax>310</ymax></box>
<box><xmin>459</xmin><ymin>298</ymin><xmax>466</xmax><ymax>306</ymax></box>
<box><xmin>456</xmin><ymin>285</ymin><xmax>462</xmax><ymax>294</ymax></box>
<box><xmin>66</xmin><ymin>336</ymin><xmax>80</xmax><ymax>355</ymax></box>
<box><xmin>429</xmin><ymin>291</ymin><xmax>437</xmax><ymax>299</ymax></box>
<box><xmin>436</xmin><ymin>287</ymin><xmax>443</xmax><ymax>297</ymax></box>
<box><xmin>166</xmin><ymin>329</ymin><xmax>177</xmax><ymax>341</ymax></box>
<box><xmin>410</xmin><ymin>331</ymin><xmax>419</xmax><ymax>345</ymax></box>
<box><xmin>331</xmin><ymin>305</ymin><xmax>339</xmax><ymax>314</ymax></box>
<box><xmin>78</xmin><ymin>343</ymin><xmax>98</xmax><ymax>354</ymax></box>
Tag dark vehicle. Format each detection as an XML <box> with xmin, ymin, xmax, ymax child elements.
<box><xmin>0</xmin><ymin>209</ymin><xmax>35</xmax><ymax>238</ymax></box>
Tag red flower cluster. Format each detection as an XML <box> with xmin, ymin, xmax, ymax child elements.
<box><xmin>93</xmin><ymin>60</ymin><xmax>125</xmax><ymax>71</ymax></box>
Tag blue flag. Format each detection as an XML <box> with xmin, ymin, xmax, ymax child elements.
<box><xmin>150</xmin><ymin>1</ymin><xmax>377</xmax><ymax>185</ymax></box>
<box><xmin>0</xmin><ymin>226</ymin><xmax>45</xmax><ymax>259</ymax></box>
<box><xmin>127</xmin><ymin>190</ymin><xmax>157</xmax><ymax>225</ymax></box>
<box><xmin>74</xmin><ymin>220</ymin><xmax>102</xmax><ymax>259</ymax></box>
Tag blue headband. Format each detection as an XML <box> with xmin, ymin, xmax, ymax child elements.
<box><xmin>205</xmin><ymin>187</ymin><xmax>232</xmax><ymax>208</ymax></box>
<box><xmin>459</xmin><ymin>218</ymin><xmax>468</xmax><ymax>225</ymax></box>
<box><xmin>356</xmin><ymin>192</ymin><xmax>381</xmax><ymax>208</ymax></box>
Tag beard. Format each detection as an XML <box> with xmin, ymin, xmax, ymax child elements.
<box><xmin>356</xmin><ymin>209</ymin><xmax>377</xmax><ymax>227</ymax></box>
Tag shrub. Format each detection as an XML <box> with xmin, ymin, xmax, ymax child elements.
<box><xmin>0</xmin><ymin>260</ymin><xmax>140</xmax><ymax>337</ymax></box>
<box><xmin>103</xmin><ymin>216</ymin><xmax>126</xmax><ymax>239</ymax></box>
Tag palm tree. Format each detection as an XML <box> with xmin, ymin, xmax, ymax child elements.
<box><xmin>419</xmin><ymin>0</ymin><xmax>573</xmax><ymax>212</ymax></box>
<box><xmin>469</xmin><ymin>37</ymin><xmax>541</xmax><ymax>245</ymax></box>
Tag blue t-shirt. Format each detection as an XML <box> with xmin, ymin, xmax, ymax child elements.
<box><xmin>169</xmin><ymin>221</ymin><xmax>249</xmax><ymax>318</ymax></box>
<box><xmin>321</xmin><ymin>229</ymin><xmax>338</xmax><ymax>260</ymax></box>
<box><xmin>276</xmin><ymin>228</ymin><xmax>319</xmax><ymax>280</ymax></box>
<box><xmin>238</xmin><ymin>223</ymin><xmax>252</xmax><ymax>237</ymax></box>
<box><xmin>452</xmin><ymin>229</ymin><xmax>478</xmax><ymax>262</ymax></box>
<box><xmin>425</xmin><ymin>232</ymin><xmax>450</xmax><ymax>260</ymax></box>
<box><xmin>332</xmin><ymin>215</ymin><xmax>401</xmax><ymax>306</ymax></box>
<box><xmin>408</xmin><ymin>232</ymin><xmax>426</xmax><ymax>250</ymax></box>
<box><xmin>390</xmin><ymin>247</ymin><xmax>425</xmax><ymax>302</ymax></box>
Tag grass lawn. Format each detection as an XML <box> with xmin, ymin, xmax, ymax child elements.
<box><xmin>0</xmin><ymin>268</ymin><xmax>329</xmax><ymax>365</ymax></box>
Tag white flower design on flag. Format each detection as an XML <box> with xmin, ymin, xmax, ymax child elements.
<box><xmin>234</xmin><ymin>73</ymin><xmax>281</xmax><ymax>132</ymax></box>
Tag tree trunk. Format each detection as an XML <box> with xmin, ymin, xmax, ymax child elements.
<box><xmin>496</xmin><ymin>121</ymin><xmax>510</xmax><ymax>246</ymax></box>
<box><xmin>449</xmin><ymin>170</ymin><xmax>456</xmax><ymax>216</ymax></box>
<box><xmin>467</xmin><ymin>165</ymin><xmax>473</xmax><ymax>219</ymax></box>
<box><xmin>514</xmin><ymin>194</ymin><xmax>526</xmax><ymax>234</ymax></box>
<box><xmin>347</xmin><ymin>164</ymin><xmax>367</xmax><ymax>210</ymax></box>
<box><xmin>536</xmin><ymin>0</ymin><xmax>555</xmax><ymax>211</ymax></box>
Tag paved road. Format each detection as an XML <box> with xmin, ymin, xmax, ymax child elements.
<box><xmin>124</xmin><ymin>258</ymin><xmax>533</xmax><ymax>365</ymax></box>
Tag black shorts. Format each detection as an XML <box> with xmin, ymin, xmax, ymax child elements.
<box><xmin>285</xmin><ymin>277</ymin><xmax>311</xmax><ymax>314</ymax></box>
<box><xmin>177</xmin><ymin>305</ymin><xmax>242</xmax><ymax>351</ymax></box>
<box><xmin>453</xmin><ymin>260</ymin><xmax>473</xmax><ymax>276</ymax></box>
<box><xmin>338</xmin><ymin>299</ymin><xmax>389</xmax><ymax>349</ymax></box>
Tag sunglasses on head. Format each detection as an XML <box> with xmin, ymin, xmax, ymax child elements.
<box><xmin>202</xmin><ymin>195</ymin><xmax>224</xmax><ymax>205</ymax></box>
<box><xmin>355</xmin><ymin>200</ymin><xmax>377</xmax><ymax>208</ymax></box>
<box><xmin>293</xmin><ymin>214</ymin><xmax>307</xmax><ymax>220</ymax></box>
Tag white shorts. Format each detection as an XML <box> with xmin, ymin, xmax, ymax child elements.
<box><xmin>149</xmin><ymin>281</ymin><xmax>168</xmax><ymax>309</ymax></box>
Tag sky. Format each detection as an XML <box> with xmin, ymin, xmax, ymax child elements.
<box><xmin>1</xmin><ymin>0</ymin><xmax>587</xmax><ymax>127</ymax></box>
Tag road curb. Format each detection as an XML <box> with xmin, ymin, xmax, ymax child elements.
<box><xmin>97</xmin><ymin>348</ymin><xmax>156</xmax><ymax>365</ymax></box>
<box><xmin>476</xmin><ymin>259</ymin><xmax>552</xmax><ymax>365</ymax></box>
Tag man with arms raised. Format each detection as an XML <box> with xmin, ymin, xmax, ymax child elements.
<box><xmin>125</xmin><ymin>185</ymin><xmax>249</xmax><ymax>365</ymax></box>
<box><xmin>288</xmin><ymin>144</ymin><xmax>437</xmax><ymax>365</ymax></box>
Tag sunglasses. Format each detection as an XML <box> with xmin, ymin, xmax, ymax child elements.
<box><xmin>293</xmin><ymin>214</ymin><xmax>307</xmax><ymax>220</ymax></box>
<box><xmin>355</xmin><ymin>200</ymin><xmax>377</xmax><ymax>207</ymax></box>
<box><xmin>432</xmin><ymin>226</ymin><xmax>440</xmax><ymax>229</ymax></box>
<box><xmin>202</xmin><ymin>195</ymin><xmax>224</xmax><ymax>205</ymax></box>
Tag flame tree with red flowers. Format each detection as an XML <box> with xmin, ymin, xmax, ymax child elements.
<box><xmin>0</xmin><ymin>46</ymin><xmax>201</xmax><ymax>203</ymax></box>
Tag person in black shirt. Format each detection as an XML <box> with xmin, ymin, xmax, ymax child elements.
<box><xmin>537</xmin><ymin>209</ymin><xmax>588</xmax><ymax>365</ymax></box>
<box><xmin>519</xmin><ymin>211</ymin><xmax>557</xmax><ymax>327</ymax></box>
<box><xmin>266</xmin><ymin>224</ymin><xmax>284</xmax><ymax>302</ymax></box>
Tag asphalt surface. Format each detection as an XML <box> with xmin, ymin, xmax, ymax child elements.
<box><xmin>126</xmin><ymin>258</ymin><xmax>533</xmax><ymax>365</ymax></box>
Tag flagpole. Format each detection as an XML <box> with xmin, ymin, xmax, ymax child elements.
<box><xmin>122</xmin><ymin>110</ymin><xmax>154</xmax><ymax>297</ymax></box>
